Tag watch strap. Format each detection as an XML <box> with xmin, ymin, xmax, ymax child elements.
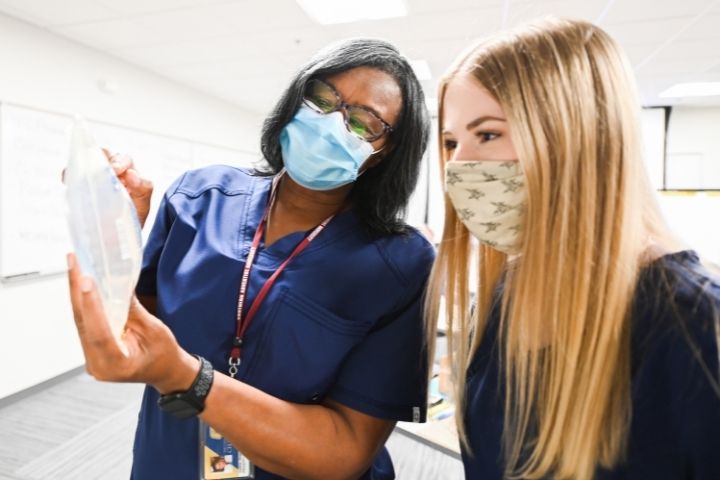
<box><xmin>157</xmin><ymin>355</ymin><xmax>214</xmax><ymax>419</ymax></box>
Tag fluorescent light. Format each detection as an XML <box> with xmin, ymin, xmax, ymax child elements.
<box><xmin>410</xmin><ymin>59</ymin><xmax>432</xmax><ymax>81</ymax></box>
<box><xmin>659</xmin><ymin>82</ymin><xmax>720</xmax><ymax>98</ymax></box>
<box><xmin>296</xmin><ymin>0</ymin><xmax>407</xmax><ymax>24</ymax></box>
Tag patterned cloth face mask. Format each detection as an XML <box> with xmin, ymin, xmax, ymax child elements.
<box><xmin>445</xmin><ymin>160</ymin><xmax>527</xmax><ymax>255</ymax></box>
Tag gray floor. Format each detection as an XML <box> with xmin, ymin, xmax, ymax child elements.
<box><xmin>0</xmin><ymin>372</ymin><xmax>463</xmax><ymax>479</ymax></box>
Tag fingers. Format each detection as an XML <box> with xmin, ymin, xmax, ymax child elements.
<box><xmin>102</xmin><ymin>148</ymin><xmax>135</xmax><ymax>179</ymax></box>
<box><xmin>78</xmin><ymin>275</ymin><xmax>115</xmax><ymax>347</ymax></box>
<box><xmin>101</xmin><ymin>149</ymin><xmax>154</xmax><ymax>227</ymax></box>
<box><xmin>106</xmin><ymin>151</ymin><xmax>133</xmax><ymax>177</ymax></box>
<box><xmin>66</xmin><ymin>253</ymin><xmax>121</xmax><ymax>366</ymax></box>
<box><xmin>101</xmin><ymin>148</ymin><xmax>153</xmax><ymax>198</ymax></box>
<box><xmin>67</xmin><ymin>253</ymin><xmax>86</xmax><ymax>334</ymax></box>
<box><xmin>123</xmin><ymin>168</ymin><xmax>153</xmax><ymax>228</ymax></box>
<box><xmin>67</xmin><ymin>254</ymin><xmax>95</xmax><ymax>369</ymax></box>
<box><xmin>67</xmin><ymin>254</ymin><xmax>110</xmax><ymax>342</ymax></box>
<box><xmin>124</xmin><ymin>168</ymin><xmax>154</xmax><ymax>198</ymax></box>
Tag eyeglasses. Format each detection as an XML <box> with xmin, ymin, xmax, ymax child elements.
<box><xmin>303</xmin><ymin>78</ymin><xmax>394</xmax><ymax>142</ymax></box>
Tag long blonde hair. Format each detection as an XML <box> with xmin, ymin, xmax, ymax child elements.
<box><xmin>425</xmin><ymin>18</ymin><xmax>680</xmax><ymax>479</ymax></box>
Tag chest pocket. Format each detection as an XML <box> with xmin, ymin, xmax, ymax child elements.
<box><xmin>242</xmin><ymin>286</ymin><xmax>372</xmax><ymax>403</ymax></box>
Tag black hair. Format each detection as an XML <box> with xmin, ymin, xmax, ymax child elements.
<box><xmin>259</xmin><ymin>38</ymin><xmax>430</xmax><ymax>236</ymax></box>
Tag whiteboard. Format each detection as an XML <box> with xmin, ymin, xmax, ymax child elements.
<box><xmin>0</xmin><ymin>103</ymin><xmax>258</xmax><ymax>280</ymax></box>
<box><xmin>0</xmin><ymin>105</ymin><xmax>72</xmax><ymax>279</ymax></box>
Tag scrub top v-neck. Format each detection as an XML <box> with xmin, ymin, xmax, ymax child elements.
<box><xmin>130</xmin><ymin>166</ymin><xmax>435</xmax><ymax>480</ymax></box>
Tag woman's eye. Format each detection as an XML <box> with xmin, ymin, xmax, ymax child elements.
<box><xmin>316</xmin><ymin>98</ymin><xmax>332</xmax><ymax>108</ymax></box>
<box><xmin>477</xmin><ymin>132</ymin><xmax>499</xmax><ymax>143</ymax></box>
<box><xmin>348</xmin><ymin>117</ymin><xmax>368</xmax><ymax>135</ymax></box>
<box><xmin>444</xmin><ymin>139</ymin><xmax>457</xmax><ymax>151</ymax></box>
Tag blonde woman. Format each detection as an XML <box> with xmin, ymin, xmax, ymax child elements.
<box><xmin>427</xmin><ymin>17</ymin><xmax>720</xmax><ymax>480</ymax></box>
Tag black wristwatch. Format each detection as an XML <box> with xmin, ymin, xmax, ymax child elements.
<box><xmin>157</xmin><ymin>355</ymin><xmax>214</xmax><ymax>419</ymax></box>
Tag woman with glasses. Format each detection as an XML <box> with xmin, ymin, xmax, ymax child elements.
<box><xmin>427</xmin><ymin>17</ymin><xmax>720</xmax><ymax>480</ymax></box>
<box><xmin>67</xmin><ymin>38</ymin><xmax>433</xmax><ymax>480</ymax></box>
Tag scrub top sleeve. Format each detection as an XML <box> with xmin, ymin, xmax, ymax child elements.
<box><xmin>326</xmin><ymin>287</ymin><xmax>429</xmax><ymax>423</ymax></box>
<box><xmin>135</xmin><ymin>174</ymin><xmax>184</xmax><ymax>296</ymax></box>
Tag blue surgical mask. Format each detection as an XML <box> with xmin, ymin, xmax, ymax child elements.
<box><xmin>280</xmin><ymin>104</ymin><xmax>375</xmax><ymax>191</ymax></box>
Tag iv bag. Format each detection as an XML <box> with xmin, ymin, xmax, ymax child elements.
<box><xmin>65</xmin><ymin>119</ymin><xmax>143</xmax><ymax>340</ymax></box>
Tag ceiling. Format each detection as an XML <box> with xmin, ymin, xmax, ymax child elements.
<box><xmin>1</xmin><ymin>0</ymin><xmax>719</xmax><ymax>114</ymax></box>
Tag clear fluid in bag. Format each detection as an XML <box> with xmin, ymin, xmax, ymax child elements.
<box><xmin>65</xmin><ymin>119</ymin><xmax>143</xmax><ymax>340</ymax></box>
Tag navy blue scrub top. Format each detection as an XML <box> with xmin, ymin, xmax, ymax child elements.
<box><xmin>462</xmin><ymin>250</ymin><xmax>720</xmax><ymax>479</ymax></box>
<box><xmin>130</xmin><ymin>166</ymin><xmax>435</xmax><ymax>480</ymax></box>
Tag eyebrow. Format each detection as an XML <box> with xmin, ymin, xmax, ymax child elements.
<box><xmin>466</xmin><ymin>116</ymin><xmax>506</xmax><ymax>130</ymax></box>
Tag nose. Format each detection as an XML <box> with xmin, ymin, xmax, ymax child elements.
<box><xmin>450</xmin><ymin>140</ymin><xmax>476</xmax><ymax>162</ymax></box>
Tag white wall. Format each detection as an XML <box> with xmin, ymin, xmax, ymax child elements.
<box><xmin>0</xmin><ymin>12</ymin><xmax>263</xmax><ymax>400</ymax></box>
<box><xmin>640</xmin><ymin>107</ymin><xmax>666</xmax><ymax>190</ymax></box>
<box><xmin>659</xmin><ymin>106</ymin><xmax>720</xmax><ymax>265</ymax></box>
<box><xmin>665</xmin><ymin>107</ymin><xmax>720</xmax><ymax>190</ymax></box>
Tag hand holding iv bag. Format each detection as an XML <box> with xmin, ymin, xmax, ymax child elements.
<box><xmin>65</xmin><ymin>119</ymin><xmax>143</xmax><ymax>340</ymax></box>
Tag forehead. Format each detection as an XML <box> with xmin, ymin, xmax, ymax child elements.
<box><xmin>442</xmin><ymin>76</ymin><xmax>504</xmax><ymax>130</ymax></box>
<box><xmin>324</xmin><ymin>66</ymin><xmax>402</xmax><ymax>126</ymax></box>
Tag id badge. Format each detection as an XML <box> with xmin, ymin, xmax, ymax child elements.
<box><xmin>199</xmin><ymin>420</ymin><xmax>255</xmax><ymax>479</ymax></box>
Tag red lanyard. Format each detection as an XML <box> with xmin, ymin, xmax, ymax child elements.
<box><xmin>228</xmin><ymin>173</ymin><xmax>334</xmax><ymax>377</ymax></box>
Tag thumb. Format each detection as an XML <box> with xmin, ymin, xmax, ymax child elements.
<box><xmin>78</xmin><ymin>275</ymin><xmax>117</xmax><ymax>350</ymax></box>
<box><xmin>128</xmin><ymin>295</ymin><xmax>150</xmax><ymax>324</ymax></box>
<box><xmin>125</xmin><ymin>295</ymin><xmax>177</xmax><ymax>351</ymax></box>
<box><xmin>126</xmin><ymin>296</ymin><xmax>164</xmax><ymax>333</ymax></box>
